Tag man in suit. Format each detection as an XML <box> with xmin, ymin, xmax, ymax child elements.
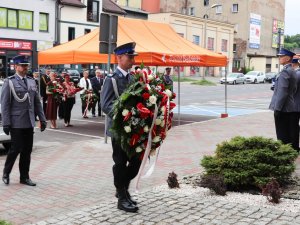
<box><xmin>163</xmin><ymin>67</ymin><xmax>173</xmax><ymax>91</ymax></box>
<box><xmin>269</xmin><ymin>48</ymin><xmax>298</xmax><ymax>151</ymax></box>
<box><xmin>1</xmin><ymin>55</ymin><xmax>47</xmax><ymax>186</ymax></box>
<box><xmin>91</xmin><ymin>69</ymin><xmax>104</xmax><ymax>117</ymax></box>
<box><xmin>101</xmin><ymin>42</ymin><xmax>140</xmax><ymax>213</ymax></box>
<box><xmin>40</xmin><ymin>68</ymin><xmax>51</xmax><ymax>114</ymax></box>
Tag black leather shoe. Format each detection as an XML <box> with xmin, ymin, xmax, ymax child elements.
<box><xmin>115</xmin><ymin>190</ymin><xmax>137</xmax><ymax>205</ymax></box>
<box><xmin>20</xmin><ymin>178</ymin><xmax>36</xmax><ymax>186</ymax></box>
<box><xmin>2</xmin><ymin>173</ymin><xmax>9</xmax><ymax>185</ymax></box>
<box><xmin>116</xmin><ymin>188</ymin><xmax>138</xmax><ymax>213</ymax></box>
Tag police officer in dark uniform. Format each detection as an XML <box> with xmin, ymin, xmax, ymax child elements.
<box><xmin>1</xmin><ymin>55</ymin><xmax>47</xmax><ymax>186</ymax></box>
<box><xmin>269</xmin><ymin>48</ymin><xmax>299</xmax><ymax>151</ymax></box>
<box><xmin>292</xmin><ymin>57</ymin><xmax>300</xmax><ymax>149</ymax></box>
<box><xmin>101</xmin><ymin>42</ymin><xmax>140</xmax><ymax>213</ymax></box>
<box><xmin>163</xmin><ymin>67</ymin><xmax>174</xmax><ymax>91</ymax></box>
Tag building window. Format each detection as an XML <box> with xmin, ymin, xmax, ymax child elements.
<box><xmin>68</xmin><ymin>27</ymin><xmax>75</xmax><ymax>41</ymax></box>
<box><xmin>84</xmin><ymin>28</ymin><xmax>91</xmax><ymax>34</ymax></box>
<box><xmin>204</xmin><ymin>0</ymin><xmax>209</xmax><ymax>6</ymax></box>
<box><xmin>87</xmin><ymin>0</ymin><xmax>99</xmax><ymax>22</ymax></box>
<box><xmin>221</xmin><ymin>39</ymin><xmax>228</xmax><ymax>52</ymax></box>
<box><xmin>7</xmin><ymin>9</ymin><xmax>17</xmax><ymax>28</ymax></box>
<box><xmin>233</xmin><ymin>60</ymin><xmax>240</xmax><ymax>68</ymax></box>
<box><xmin>18</xmin><ymin>10</ymin><xmax>33</xmax><ymax>30</ymax></box>
<box><xmin>39</xmin><ymin>13</ymin><xmax>48</xmax><ymax>32</ymax></box>
<box><xmin>177</xmin><ymin>33</ymin><xmax>184</xmax><ymax>38</ymax></box>
<box><xmin>215</xmin><ymin>5</ymin><xmax>222</xmax><ymax>14</ymax></box>
<box><xmin>0</xmin><ymin>8</ymin><xmax>7</xmax><ymax>27</ymax></box>
<box><xmin>181</xmin><ymin>7</ymin><xmax>187</xmax><ymax>14</ymax></box>
<box><xmin>207</xmin><ymin>37</ymin><xmax>214</xmax><ymax>50</ymax></box>
<box><xmin>232</xmin><ymin>4</ymin><xmax>238</xmax><ymax>13</ymax></box>
<box><xmin>189</xmin><ymin>7</ymin><xmax>195</xmax><ymax>16</ymax></box>
<box><xmin>193</xmin><ymin>35</ymin><xmax>200</xmax><ymax>45</ymax></box>
<box><xmin>233</xmin><ymin>43</ymin><xmax>237</xmax><ymax>52</ymax></box>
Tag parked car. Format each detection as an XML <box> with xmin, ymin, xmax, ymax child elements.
<box><xmin>0</xmin><ymin>81</ymin><xmax>12</xmax><ymax>152</ymax></box>
<box><xmin>244</xmin><ymin>71</ymin><xmax>266</xmax><ymax>83</ymax></box>
<box><xmin>220</xmin><ymin>73</ymin><xmax>245</xmax><ymax>85</ymax></box>
<box><xmin>265</xmin><ymin>72</ymin><xmax>277</xmax><ymax>83</ymax></box>
<box><xmin>64</xmin><ymin>69</ymin><xmax>80</xmax><ymax>85</ymax></box>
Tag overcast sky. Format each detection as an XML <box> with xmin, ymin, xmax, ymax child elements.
<box><xmin>285</xmin><ymin>0</ymin><xmax>300</xmax><ymax>35</ymax></box>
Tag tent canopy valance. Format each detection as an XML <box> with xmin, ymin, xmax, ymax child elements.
<box><xmin>38</xmin><ymin>17</ymin><xmax>227</xmax><ymax>67</ymax></box>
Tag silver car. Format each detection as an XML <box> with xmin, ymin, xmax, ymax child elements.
<box><xmin>220</xmin><ymin>73</ymin><xmax>245</xmax><ymax>85</ymax></box>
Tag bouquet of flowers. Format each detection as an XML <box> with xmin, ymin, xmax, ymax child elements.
<box><xmin>47</xmin><ymin>80</ymin><xmax>64</xmax><ymax>103</ymax></box>
<box><xmin>80</xmin><ymin>89</ymin><xmax>99</xmax><ymax>110</ymax></box>
<box><xmin>111</xmin><ymin>67</ymin><xmax>176</xmax><ymax>160</ymax></box>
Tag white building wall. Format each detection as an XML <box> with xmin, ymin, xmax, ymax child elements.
<box><xmin>0</xmin><ymin>0</ymin><xmax>56</xmax><ymax>46</ymax></box>
<box><xmin>59</xmin><ymin>0</ymin><xmax>102</xmax><ymax>44</ymax></box>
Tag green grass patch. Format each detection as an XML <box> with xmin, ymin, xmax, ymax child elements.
<box><xmin>191</xmin><ymin>79</ymin><xmax>216</xmax><ymax>86</ymax></box>
<box><xmin>172</xmin><ymin>76</ymin><xmax>197</xmax><ymax>82</ymax></box>
<box><xmin>0</xmin><ymin>221</ymin><xmax>12</xmax><ymax>225</ymax></box>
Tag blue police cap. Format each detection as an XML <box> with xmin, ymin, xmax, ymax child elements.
<box><xmin>277</xmin><ymin>48</ymin><xmax>295</xmax><ymax>57</ymax></box>
<box><xmin>292</xmin><ymin>58</ymin><xmax>300</xmax><ymax>64</ymax></box>
<box><xmin>13</xmin><ymin>55</ymin><xmax>30</xmax><ymax>65</ymax></box>
<box><xmin>114</xmin><ymin>42</ymin><xmax>138</xmax><ymax>56</ymax></box>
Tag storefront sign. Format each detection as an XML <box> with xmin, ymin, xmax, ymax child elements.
<box><xmin>0</xmin><ymin>39</ymin><xmax>32</xmax><ymax>50</ymax></box>
<box><xmin>0</xmin><ymin>50</ymin><xmax>6</xmax><ymax>55</ymax></box>
<box><xmin>18</xmin><ymin>51</ymin><xmax>31</xmax><ymax>56</ymax></box>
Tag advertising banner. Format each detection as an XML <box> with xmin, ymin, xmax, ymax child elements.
<box><xmin>0</xmin><ymin>40</ymin><xmax>32</xmax><ymax>50</ymax></box>
<box><xmin>18</xmin><ymin>10</ymin><xmax>33</xmax><ymax>30</ymax></box>
<box><xmin>0</xmin><ymin>8</ymin><xmax>7</xmax><ymax>27</ymax></box>
<box><xmin>249</xmin><ymin>13</ymin><xmax>261</xmax><ymax>49</ymax></box>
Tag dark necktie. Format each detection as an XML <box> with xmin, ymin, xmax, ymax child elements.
<box><xmin>86</xmin><ymin>79</ymin><xmax>89</xmax><ymax>89</ymax></box>
<box><xmin>22</xmin><ymin>78</ymin><xmax>27</xmax><ymax>87</ymax></box>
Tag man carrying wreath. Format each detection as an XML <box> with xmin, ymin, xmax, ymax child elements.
<box><xmin>101</xmin><ymin>42</ymin><xmax>141</xmax><ymax>213</ymax></box>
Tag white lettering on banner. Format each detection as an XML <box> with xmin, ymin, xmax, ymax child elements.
<box><xmin>0</xmin><ymin>40</ymin><xmax>32</xmax><ymax>50</ymax></box>
<box><xmin>168</xmin><ymin>55</ymin><xmax>201</xmax><ymax>63</ymax></box>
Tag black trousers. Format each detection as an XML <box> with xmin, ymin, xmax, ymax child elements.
<box><xmin>42</xmin><ymin>96</ymin><xmax>47</xmax><ymax>115</ymax></box>
<box><xmin>274</xmin><ymin>112</ymin><xmax>299</xmax><ymax>151</ymax></box>
<box><xmin>3</xmin><ymin>128</ymin><xmax>34</xmax><ymax>180</ymax></box>
<box><xmin>92</xmin><ymin>94</ymin><xmax>101</xmax><ymax>116</ymax></box>
<box><xmin>63</xmin><ymin>98</ymin><xmax>75</xmax><ymax>124</ymax></box>
<box><xmin>111</xmin><ymin>137</ymin><xmax>142</xmax><ymax>189</ymax></box>
<box><xmin>58</xmin><ymin>103</ymin><xmax>64</xmax><ymax>119</ymax></box>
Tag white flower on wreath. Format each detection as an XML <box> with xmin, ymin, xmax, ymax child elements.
<box><xmin>146</xmin><ymin>84</ymin><xmax>151</xmax><ymax>90</ymax></box>
<box><xmin>131</xmin><ymin>108</ymin><xmax>136</xmax><ymax>115</ymax></box>
<box><xmin>164</xmin><ymin>89</ymin><xmax>173</xmax><ymax>98</ymax></box>
<box><xmin>148</xmin><ymin>74</ymin><xmax>154</xmax><ymax>81</ymax></box>
<box><xmin>136</xmin><ymin>146</ymin><xmax>143</xmax><ymax>153</ymax></box>
<box><xmin>144</xmin><ymin>125</ymin><xmax>149</xmax><ymax>133</ymax></box>
<box><xmin>153</xmin><ymin>136</ymin><xmax>161</xmax><ymax>143</ymax></box>
<box><xmin>132</xmin><ymin>118</ymin><xmax>140</xmax><ymax>126</ymax></box>
<box><xmin>155</xmin><ymin>118</ymin><xmax>162</xmax><ymax>125</ymax></box>
<box><xmin>122</xmin><ymin>109</ymin><xmax>130</xmax><ymax>116</ymax></box>
<box><xmin>149</xmin><ymin>95</ymin><xmax>157</xmax><ymax>105</ymax></box>
<box><xmin>124</xmin><ymin>126</ymin><xmax>131</xmax><ymax>133</ymax></box>
<box><xmin>161</xmin><ymin>106</ymin><xmax>166</xmax><ymax>114</ymax></box>
<box><xmin>160</xmin><ymin>120</ymin><xmax>165</xmax><ymax>127</ymax></box>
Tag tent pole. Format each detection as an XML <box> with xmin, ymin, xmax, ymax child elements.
<box><xmin>178</xmin><ymin>66</ymin><xmax>181</xmax><ymax>126</ymax></box>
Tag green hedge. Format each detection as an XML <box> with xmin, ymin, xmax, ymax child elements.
<box><xmin>201</xmin><ymin>136</ymin><xmax>298</xmax><ymax>189</ymax></box>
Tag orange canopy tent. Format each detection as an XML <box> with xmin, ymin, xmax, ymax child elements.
<box><xmin>38</xmin><ymin>17</ymin><xmax>227</xmax><ymax>67</ymax></box>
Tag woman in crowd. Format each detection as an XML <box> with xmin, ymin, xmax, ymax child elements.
<box><xmin>46</xmin><ymin>72</ymin><xmax>61</xmax><ymax>128</ymax></box>
<box><xmin>79</xmin><ymin>70</ymin><xmax>92</xmax><ymax>118</ymax></box>
<box><xmin>62</xmin><ymin>74</ymin><xmax>78</xmax><ymax>127</ymax></box>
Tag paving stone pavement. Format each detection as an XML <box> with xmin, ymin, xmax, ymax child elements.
<box><xmin>1</xmin><ymin>111</ymin><xmax>300</xmax><ymax>225</ymax></box>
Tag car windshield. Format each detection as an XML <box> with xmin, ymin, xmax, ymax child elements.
<box><xmin>246</xmin><ymin>71</ymin><xmax>258</xmax><ymax>76</ymax></box>
<box><xmin>67</xmin><ymin>70</ymin><xmax>79</xmax><ymax>76</ymax></box>
<box><xmin>228</xmin><ymin>74</ymin><xmax>239</xmax><ymax>78</ymax></box>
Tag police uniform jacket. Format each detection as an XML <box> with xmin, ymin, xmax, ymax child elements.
<box><xmin>1</xmin><ymin>74</ymin><xmax>46</xmax><ymax>128</ymax></box>
<box><xmin>101</xmin><ymin>68</ymin><xmax>131</xmax><ymax>136</ymax></box>
<box><xmin>269</xmin><ymin>64</ymin><xmax>297</xmax><ymax>112</ymax></box>
<box><xmin>293</xmin><ymin>68</ymin><xmax>300</xmax><ymax>112</ymax></box>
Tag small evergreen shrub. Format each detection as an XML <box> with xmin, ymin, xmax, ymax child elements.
<box><xmin>167</xmin><ymin>171</ymin><xmax>180</xmax><ymax>189</ymax></box>
<box><xmin>0</xmin><ymin>221</ymin><xmax>12</xmax><ymax>225</ymax></box>
<box><xmin>261</xmin><ymin>178</ymin><xmax>282</xmax><ymax>204</ymax></box>
<box><xmin>198</xmin><ymin>174</ymin><xmax>227</xmax><ymax>196</ymax></box>
<box><xmin>201</xmin><ymin>136</ymin><xmax>298</xmax><ymax>190</ymax></box>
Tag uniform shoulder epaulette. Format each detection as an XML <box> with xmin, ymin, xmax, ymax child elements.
<box><xmin>8</xmin><ymin>75</ymin><xmax>15</xmax><ymax>79</ymax></box>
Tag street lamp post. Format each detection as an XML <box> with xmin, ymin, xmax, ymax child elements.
<box><xmin>203</xmin><ymin>4</ymin><xmax>221</xmax><ymax>79</ymax></box>
<box><xmin>277</xmin><ymin>28</ymin><xmax>283</xmax><ymax>73</ymax></box>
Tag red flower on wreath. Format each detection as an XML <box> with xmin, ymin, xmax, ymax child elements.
<box><xmin>123</xmin><ymin>112</ymin><xmax>132</xmax><ymax>122</ymax></box>
<box><xmin>142</xmin><ymin>92</ymin><xmax>150</xmax><ymax>100</ymax></box>
<box><xmin>130</xmin><ymin>134</ymin><xmax>140</xmax><ymax>146</ymax></box>
<box><xmin>137</xmin><ymin>103</ymin><xmax>151</xmax><ymax>119</ymax></box>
